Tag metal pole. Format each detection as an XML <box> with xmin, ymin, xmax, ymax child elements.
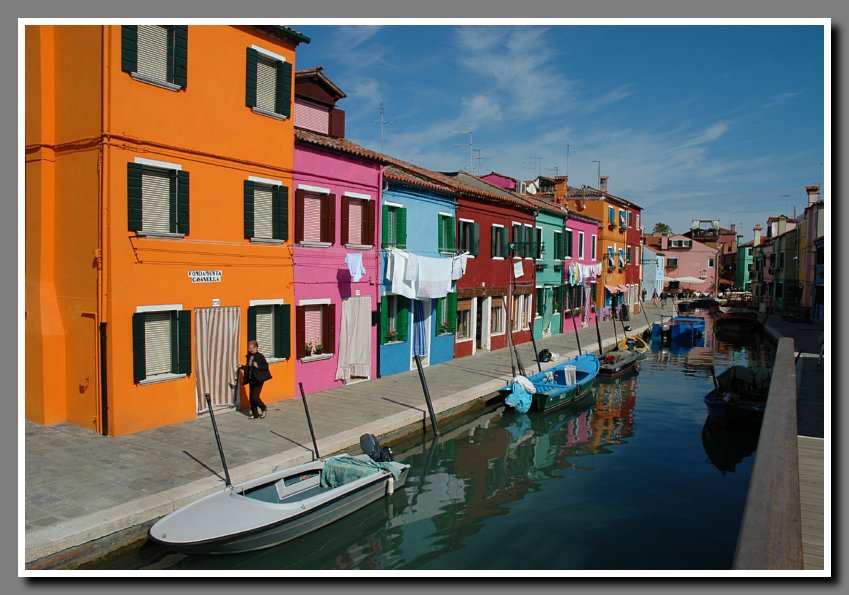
<box><xmin>529</xmin><ymin>315</ymin><xmax>543</xmax><ymax>373</ymax></box>
<box><xmin>414</xmin><ymin>355</ymin><xmax>440</xmax><ymax>436</ymax></box>
<box><xmin>204</xmin><ymin>393</ymin><xmax>231</xmax><ymax>487</ymax></box>
<box><xmin>567</xmin><ymin>286</ymin><xmax>582</xmax><ymax>355</ymax></box>
<box><xmin>298</xmin><ymin>382</ymin><xmax>320</xmax><ymax>459</ymax></box>
<box><xmin>594</xmin><ymin>303</ymin><xmax>604</xmax><ymax>354</ymax></box>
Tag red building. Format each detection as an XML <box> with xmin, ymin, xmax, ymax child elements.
<box><xmin>440</xmin><ymin>172</ymin><xmax>537</xmax><ymax>359</ymax></box>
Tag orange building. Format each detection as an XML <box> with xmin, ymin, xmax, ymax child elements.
<box><xmin>560</xmin><ymin>176</ymin><xmax>641</xmax><ymax>318</ymax></box>
<box><xmin>26</xmin><ymin>25</ymin><xmax>309</xmax><ymax>435</ymax></box>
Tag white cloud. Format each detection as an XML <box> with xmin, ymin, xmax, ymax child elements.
<box><xmin>761</xmin><ymin>91</ymin><xmax>799</xmax><ymax>109</ymax></box>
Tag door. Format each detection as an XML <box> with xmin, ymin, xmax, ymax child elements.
<box><xmin>410</xmin><ymin>298</ymin><xmax>431</xmax><ymax>370</ymax></box>
<box><xmin>480</xmin><ymin>296</ymin><xmax>492</xmax><ymax>351</ymax></box>
<box><xmin>475</xmin><ymin>297</ymin><xmax>483</xmax><ymax>351</ymax></box>
<box><xmin>195</xmin><ymin>306</ymin><xmax>241</xmax><ymax>413</ymax></box>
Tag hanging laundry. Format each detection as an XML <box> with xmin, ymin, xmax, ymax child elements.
<box><xmin>405</xmin><ymin>253</ymin><xmax>418</xmax><ymax>283</ymax></box>
<box><xmin>345</xmin><ymin>253</ymin><xmax>366</xmax><ymax>282</ymax></box>
<box><xmin>416</xmin><ymin>255</ymin><xmax>453</xmax><ymax>298</ymax></box>
<box><xmin>451</xmin><ymin>253</ymin><xmax>469</xmax><ymax>281</ymax></box>
<box><xmin>389</xmin><ymin>250</ymin><xmax>416</xmax><ymax>299</ymax></box>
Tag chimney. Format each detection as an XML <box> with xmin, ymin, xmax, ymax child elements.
<box><xmin>736</xmin><ymin>234</ymin><xmax>743</xmax><ymax>247</ymax></box>
<box><xmin>778</xmin><ymin>215</ymin><xmax>787</xmax><ymax>236</ymax></box>
<box><xmin>806</xmin><ymin>184</ymin><xmax>820</xmax><ymax>206</ymax></box>
<box><xmin>599</xmin><ymin>176</ymin><xmax>609</xmax><ymax>193</ymax></box>
<box><xmin>661</xmin><ymin>235</ymin><xmax>668</xmax><ymax>250</ymax></box>
<box><xmin>753</xmin><ymin>224</ymin><xmax>762</xmax><ymax>247</ymax></box>
<box><xmin>730</xmin><ymin>223</ymin><xmax>736</xmax><ymax>234</ymax></box>
<box><xmin>554</xmin><ymin>176</ymin><xmax>568</xmax><ymax>204</ymax></box>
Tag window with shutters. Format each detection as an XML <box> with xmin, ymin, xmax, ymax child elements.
<box><xmin>511</xmin><ymin>295</ymin><xmax>522</xmax><ymax>332</ymax></box>
<box><xmin>244</xmin><ymin>179</ymin><xmax>288</xmax><ymax>243</ymax></box>
<box><xmin>456</xmin><ymin>299</ymin><xmax>472</xmax><ymax>340</ymax></box>
<box><xmin>534</xmin><ymin>227</ymin><xmax>543</xmax><ymax>260</ymax></box>
<box><xmin>132</xmin><ymin>307</ymin><xmax>191</xmax><ymax>384</ymax></box>
<box><xmin>523</xmin><ymin>225</ymin><xmax>534</xmax><ymax>260</ymax></box>
<box><xmin>491</xmin><ymin>225</ymin><xmax>507</xmax><ymax>259</ymax></box>
<box><xmin>564</xmin><ymin>229</ymin><xmax>573</xmax><ymax>259</ymax></box>
<box><xmin>341</xmin><ymin>196</ymin><xmax>375</xmax><ymax>248</ymax></box>
<box><xmin>627</xmin><ymin>246</ymin><xmax>632</xmax><ymax>264</ymax></box>
<box><xmin>524</xmin><ymin>294</ymin><xmax>533</xmax><ymax>329</ymax></box>
<box><xmin>553</xmin><ymin>286</ymin><xmax>562</xmax><ymax>313</ymax></box>
<box><xmin>248</xmin><ymin>301</ymin><xmax>291</xmax><ymax>361</ymax></box>
<box><xmin>381</xmin><ymin>295</ymin><xmax>409</xmax><ymax>344</ymax></box>
<box><xmin>667</xmin><ymin>257</ymin><xmax>679</xmax><ymax>268</ymax></box>
<box><xmin>438</xmin><ymin>213</ymin><xmax>456</xmax><ymax>254</ymax></box>
<box><xmin>607</xmin><ymin>246</ymin><xmax>615</xmax><ymax>268</ymax></box>
<box><xmin>435</xmin><ymin>293</ymin><xmax>458</xmax><ymax>335</ymax></box>
<box><xmin>245</xmin><ymin>46</ymin><xmax>292</xmax><ymax>120</ymax></box>
<box><xmin>552</xmin><ymin>230</ymin><xmax>563</xmax><ymax>261</ymax></box>
<box><xmin>490</xmin><ymin>297</ymin><xmax>505</xmax><ymax>334</ymax></box>
<box><xmin>578</xmin><ymin>232</ymin><xmax>585</xmax><ymax>259</ymax></box>
<box><xmin>535</xmin><ymin>288</ymin><xmax>543</xmax><ymax>318</ymax></box>
<box><xmin>382</xmin><ymin>204</ymin><xmax>406</xmax><ymax>249</ymax></box>
<box><xmin>121</xmin><ymin>25</ymin><xmax>187</xmax><ymax>91</ymax></box>
<box><xmin>296</xmin><ymin>190</ymin><xmax>335</xmax><ymax>246</ymax></box>
<box><xmin>296</xmin><ymin>302</ymin><xmax>335</xmax><ymax>359</ymax></box>
<box><xmin>458</xmin><ymin>219</ymin><xmax>478</xmax><ymax>257</ymax></box>
<box><xmin>127</xmin><ymin>160</ymin><xmax>189</xmax><ymax>237</ymax></box>
<box><xmin>608</xmin><ymin>206</ymin><xmax>616</xmax><ymax>226</ymax></box>
<box><xmin>592</xmin><ymin>235</ymin><xmax>597</xmax><ymax>260</ymax></box>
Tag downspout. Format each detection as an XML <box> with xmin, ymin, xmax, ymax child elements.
<box><xmin>97</xmin><ymin>26</ymin><xmax>111</xmax><ymax>436</ymax></box>
<box><xmin>375</xmin><ymin>167</ymin><xmax>387</xmax><ymax>378</ymax></box>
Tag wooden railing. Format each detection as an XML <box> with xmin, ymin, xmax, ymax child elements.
<box><xmin>733</xmin><ymin>336</ymin><xmax>803</xmax><ymax>569</ymax></box>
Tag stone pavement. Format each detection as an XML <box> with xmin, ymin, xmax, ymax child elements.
<box><xmin>24</xmin><ymin>303</ymin><xmax>673</xmax><ymax>567</ymax></box>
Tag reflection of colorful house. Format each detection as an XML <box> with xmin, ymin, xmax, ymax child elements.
<box><xmin>293</xmin><ymin>69</ymin><xmax>384</xmax><ymax>394</ymax></box>
<box><xmin>378</xmin><ymin>159</ymin><xmax>459</xmax><ymax>376</ymax></box>
<box><xmin>26</xmin><ymin>25</ymin><xmax>309</xmax><ymax>435</ymax></box>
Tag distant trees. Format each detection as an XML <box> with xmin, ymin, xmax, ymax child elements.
<box><xmin>653</xmin><ymin>222</ymin><xmax>672</xmax><ymax>233</ymax></box>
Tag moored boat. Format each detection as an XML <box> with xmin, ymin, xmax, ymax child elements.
<box><xmin>597</xmin><ymin>349</ymin><xmax>643</xmax><ymax>377</ymax></box>
<box><xmin>500</xmin><ymin>353</ymin><xmax>601</xmax><ymax>413</ymax></box>
<box><xmin>617</xmin><ymin>334</ymin><xmax>649</xmax><ymax>353</ymax></box>
<box><xmin>704</xmin><ymin>366</ymin><xmax>772</xmax><ymax>424</ymax></box>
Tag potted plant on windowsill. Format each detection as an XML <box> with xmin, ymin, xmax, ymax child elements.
<box><xmin>440</xmin><ymin>321</ymin><xmax>449</xmax><ymax>335</ymax></box>
<box><xmin>314</xmin><ymin>343</ymin><xmax>323</xmax><ymax>355</ymax></box>
<box><xmin>304</xmin><ymin>342</ymin><xmax>313</xmax><ymax>358</ymax></box>
<box><xmin>386</xmin><ymin>329</ymin><xmax>397</xmax><ymax>342</ymax></box>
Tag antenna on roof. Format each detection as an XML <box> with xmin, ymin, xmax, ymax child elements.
<box><xmin>546</xmin><ymin>166</ymin><xmax>560</xmax><ymax>177</ymax></box>
<box><xmin>473</xmin><ymin>148</ymin><xmax>486</xmax><ymax>175</ymax></box>
<box><xmin>449</xmin><ymin>130</ymin><xmax>473</xmax><ymax>172</ymax></box>
<box><xmin>561</xmin><ymin>144</ymin><xmax>571</xmax><ymax>177</ymax></box>
<box><xmin>374</xmin><ymin>102</ymin><xmax>393</xmax><ymax>152</ymax></box>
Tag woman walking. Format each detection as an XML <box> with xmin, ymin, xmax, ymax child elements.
<box><xmin>241</xmin><ymin>340</ymin><xmax>271</xmax><ymax>419</ymax></box>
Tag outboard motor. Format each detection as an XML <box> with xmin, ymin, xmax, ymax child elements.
<box><xmin>359</xmin><ymin>433</ymin><xmax>395</xmax><ymax>462</ymax></box>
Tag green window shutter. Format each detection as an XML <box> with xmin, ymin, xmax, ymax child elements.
<box><xmin>276</xmin><ymin>60</ymin><xmax>292</xmax><ymax>117</ymax></box>
<box><xmin>381</xmin><ymin>205</ymin><xmax>390</xmax><ymax>248</ymax></box>
<box><xmin>491</xmin><ymin>226</ymin><xmax>497</xmax><ymax>258</ymax></box>
<box><xmin>448</xmin><ymin>217</ymin><xmax>457</xmax><ymax>252</ymax></box>
<box><xmin>435</xmin><ymin>298</ymin><xmax>443</xmax><ymax>334</ymax></box>
<box><xmin>273</xmin><ymin>185</ymin><xmax>289</xmax><ymax>241</ymax></box>
<box><xmin>245</xmin><ymin>48</ymin><xmax>258</xmax><ymax>108</ymax></box>
<box><xmin>500</xmin><ymin>227</ymin><xmax>508</xmax><ymax>257</ymax></box>
<box><xmin>471</xmin><ymin>222</ymin><xmax>480</xmax><ymax>257</ymax></box>
<box><xmin>177</xmin><ymin>310</ymin><xmax>192</xmax><ymax>375</ymax></box>
<box><xmin>437</xmin><ymin>215</ymin><xmax>444</xmax><ymax>252</ymax></box>
<box><xmin>172</xmin><ymin>25</ymin><xmax>188</xmax><ymax>88</ymax></box>
<box><xmin>396</xmin><ymin>297</ymin><xmax>409</xmax><ymax>342</ymax></box>
<box><xmin>121</xmin><ymin>25</ymin><xmax>138</xmax><ymax>74</ymax></box>
<box><xmin>176</xmin><ymin>170</ymin><xmax>190</xmax><ymax>235</ymax></box>
<box><xmin>132</xmin><ymin>312</ymin><xmax>146</xmax><ymax>383</ymax></box>
<box><xmin>248</xmin><ymin>306</ymin><xmax>257</xmax><ymax>342</ymax></box>
<box><xmin>380</xmin><ymin>295</ymin><xmax>389</xmax><ymax>344</ymax></box>
<box><xmin>397</xmin><ymin>207</ymin><xmax>407</xmax><ymax>249</ymax></box>
<box><xmin>244</xmin><ymin>180</ymin><xmax>254</xmax><ymax>239</ymax></box>
<box><xmin>275</xmin><ymin>304</ymin><xmax>291</xmax><ymax>359</ymax></box>
<box><xmin>127</xmin><ymin>162</ymin><xmax>143</xmax><ymax>231</ymax></box>
<box><xmin>448</xmin><ymin>292</ymin><xmax>458</xmax><ymax>332</ymax></box>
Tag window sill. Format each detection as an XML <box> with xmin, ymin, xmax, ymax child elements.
<box><xmin>492</xmin><ymin>256</ymin><xmax>505</xmax><ymax>261</ymax></box>
<box><xmin>251</xmin><ymin>238</ymin><xmax>285</xmax><ymax>245</ymax></box>
<box><xmin>251</xmin><ymin>107</ymin><xmax>288</xmax><ymax>121</ymax></box>
<box><xmin>139</xmin><ymin>372</ymin><xmax>187</xmax><ymax>385</ymax></box>
<box><xmin>299</xmin><ymin>241</ymin><xmax>332</xmax><ymax>248</ymax></box>
<box><xmin>491</xmin><ymin>331</ymin><xmax>506</xmax><ymax>337</ymax></box>
<box><xmin>383</xmin><ymin>340</ymin><xmax>405</xmax><ymax>346</ymax></box>
<box><xmin>300</xmin><ymin>353</ymin><xmax>333</xmax><ymax>363</ymax></box>
<box><xmin>131</xmin><ymin>72</ymin><xmax>182</xmax><ymax>92</ymax></box>
<box><xmin>455</xmin><ymin>337</ymin><xmax>474</xmax><ymax>343</ymax></box>
<box><xmin>135</xmin><ymin>231</ymin><xmax>186</xmax><ymax>239</ymax></box>
<box><xmin>267</xmin><ymin>357</ymin><xmax>288</xmax><ymax>364</ymax></box>
<box><xmin>436</xmin><ymin>332</ymin><xmax>454</xmax><ymax>337</ymax></box>
<box><xmin>345</xmin><ymin>243</ymin><xmax>373</xmax><ymax>250</ymax></box>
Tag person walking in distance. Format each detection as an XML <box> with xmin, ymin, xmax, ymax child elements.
<box><xmin>241</xmin><ymin>339</ymin><xmax>271</xmax><ymax>419</ymax></box>
<box><xmin>651</xmin><ymin>290</ymin><xmax>659</xmax><ymax>308</ymax></box>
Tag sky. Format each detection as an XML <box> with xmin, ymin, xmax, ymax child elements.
<box><xmin>292</xmin><ymin>23</ymin><xmax>826</xmax><ymax>240</ymax></box>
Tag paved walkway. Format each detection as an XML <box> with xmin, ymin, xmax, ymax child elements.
<box><xmin>25</xmin><ymin>303</ymin><xmax>673</xmax><ymax>567</ymax></box>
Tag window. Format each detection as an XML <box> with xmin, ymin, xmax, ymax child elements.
<box><xmin>491</xmin><ymin>225</ymin><xmax>508</xmax><ymax>258</ymax></box>
<box><xmin>619</xmin><ymin>209</ymin><xmax>627</xmax><ymax>229</ymax></box>
<box><xmin>341</xmin><ymin>196</ymin><xmax>375</xmax><ymax>247</ymax></box>
<box><xmin>592</xmin><ymin>235</ymin><xmax>597</xmax><ymax>260</ymax></box>
<box><xmin>132</xmin><ymin>307</ymin><xmax>191</xmax><ymax>383</ymax></box>
<box><xmin>667</xmin><ymin>257</ymin><xmax>679</xmax><ymax>268</ymax></box>
<box><xmin>578</xmin><ymin>232</ymin><xmax>585</xmax><ymax>259</ymax></box>
<box><xmin>244</xmin><ymin>179</ymin><xmax>289</xmax><ymax>242</ymax></box>
<box><xmin>296</xmin><ymin>189</ymin><xmax>335</xmax><ymax>245</ymax></box>
<box><xmin>534</xmin><ymin>227</ymin><xmax>543</xmax><ymax>260</ymax></box>
<box><xmin>607</xmin><ymin>246</ymin><xmax>615</xmax><ymax>268</ymax></box>
<box><xmin>380</xmin><ymin>295</ymin><xmax>409</xmax><ymax>344</ymax></box>
<box><xmin>747</xmin><ymin>247</ymin><xmax>753</xmax><ymax>256</ymax></box>
<box><xmin>297</xmin><ymin>302</ymin><xmax>336</xmax><ymax>357</ymax></box>
<box><xmin>709</xmin><ymin>257</ymin><xmax>715</xmax><ymax>268</ymax></box>
<box><xmin>456</xmin><ymin>299</ymin><xmax>472</xmax><ymax>339</ymax></box>
<box><xmin>435</xmin><ymin>293</ymin><xmax>458</xmax><ymax>335</ymax></box>
<box><xmin>618</xmin><ymin>249</ymin><xmax>626</xmax><ymax>268</ymax></box>
<box><xmin>491</xmin><ymin>298</ymin><xmax>505</xmax><ymax>334</ymax></box>
<box><xmin>121</xmin><ymin>25</ymin><xmax>187</xmax><ymax>90</ymax></box>
<box><xmin>511</xmin><ymin>296</ymin><xmax>522</xmax><ymax>332</ymax></box>
<box><xmin>553</xmin><ymin>231</ymin><xmax>563</xmax><ymax>261</ymax></box>
<box><xmin>535</xmin><ymin>288</ymin><xmax>543</xmax><ymax>317</ymax></box>
<box><xmin>523</xmin><ymin>225</ymin><xmax>535</xmax><ymax>259</ymax></box>
<box><xmin>627</xmin><ymin>246</ymin><xmax>632</xmax><ymax>264</ymax></box>
<box><xmin>458</xmin><ymin>220</ymin><xmax>480</xmax><ymax>256</ymax></box>
<box><xmin>608</xmin><ymin>206</ymin><xmax>615</xmax><ymax>226</ymax></box>
<box><xmin>779</xmin><ymin>252</ymin><xmax>785</xmax><ymax>270</ymax></box>
<box><xmin>524</xmin><ymin>294</ymin><xmax>533</xmax><ymax>329</ymax></box>
<box><xmin>127</xmin><ymin>160</ymin><xmax>189</xmax><ymax>236</ymax></box>
<box><xmin>382</xmin><ymin>204</ymin><xmax>407</xmax><ymax>249</ymax></box>
<box><xmin>438</xmin><ymin>213</ymin><xmax>457</xmax><ymax>253</ymax></box>
<box><xmin>553</xmin><ymin>286</ymin><xmax>562</xmax><ymax>313</ymax></box>
<box><xmin>564</xmin><ymin>229</ymin><xmax>573</xmax><ymax>259</ymax></box>
<box><xmin>628</xmin><ymin>211</ymin><xmax>633</xmax><ymax>228</ymax></box>
<box><xmin>636</xmin><ymin>214</ymin><xmax>640</xmax><ymax>229</ymax></box>
<box><xmin>245</xmin><ymin>46</ymin><xmax>293</xmax><ymax>119</ymax></box>
<box><xmin>248</xmin><ymin>302</ymin><xmax>291</xmax><ymax>360</ymax></box>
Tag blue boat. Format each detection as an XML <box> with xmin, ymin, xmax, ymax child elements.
<box><xmin>652</xmin><ymin>315</ymin><xmax>705</xmax><ymax>344</ymax></box>
<box><xmin>501</xmin><ymin>353</ymin><xmax>601</xmax><ymax>413</ymax></box>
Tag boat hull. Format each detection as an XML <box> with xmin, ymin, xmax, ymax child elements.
<box><xmin>598</xmin><ymin>351</ymin><xmax>643</xmax><ymax>377</ymax></box>
<box><xmin>704</xmin><ymin>391</ymin><xmax>766</xmax><ymax>424</ymax></box>
<box><xmin>499</xmin><ymin>354</ymin><xmax>601</xmax><ymax>414</ymax></box>
<box><xmin>531</xmin><ymin>378</ymin><xmax>595</xmax><ymax>413</ymax></box>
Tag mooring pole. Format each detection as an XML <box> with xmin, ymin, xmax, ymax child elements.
<box><xmin>414</xmin><ymin>355</ymin><xmax>440</xmax><ymax>436</ymax></box>
<box><xmin>298</xmin><ymin>382</ymin><xmax>320</xmax><ymax>459</ymax></box>
<box><xmin>594</xmin><ymin>303</ymin><xmax>604</xmax><ymax>354</ymax></box>
<box><xmin>204</xmin><ymin>393</ymin><xmax>231</xmax><ymax>487</ymax></box>
<box><xmin>567</xmin><ymin>287</ymin><xmax>582</xmax><ymax>355</ymax></box>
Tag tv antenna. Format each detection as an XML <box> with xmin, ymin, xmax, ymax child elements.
<box><xmin>473</xmin><ymin>148</ymin><xmax>486</xmax><ymax>174</ymax></box>
<box><xmin>449</xmin><ymin>130</ymin><xmax>473</xmax><ymax>172</ymax></box>
<box><xmin>374</xmin><ymin>102</ymin><xmax>393</xmax><ymax>152</ymax></box>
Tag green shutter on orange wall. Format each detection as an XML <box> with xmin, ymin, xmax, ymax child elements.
<box><xmin>276</xmin><ymin>60</ymin><xmax>292</xmax><ymax>117</ymax></box>
<box><xmin>121</xmin><ymin>25</ymin><xmax>138</xmax><ymax>74</ymax></box>
<box><xmin>245</xmin><ymin>48</ymin><xmax>258</xmax><ymax>108</ymax></box>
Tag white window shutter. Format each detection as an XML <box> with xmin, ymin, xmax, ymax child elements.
<box><xmin>255</xmin><ymin>305</ymin><xmax>274</xmax><ymax>355</ymax></box>
<box><xmin>137</xmin><ymin>25</ymin><xmax>169</xmax><ymax>82</ymax></box>
<box><xmin>144</xmin><ymin>312</ymin><xmax>172</xmax><ymax>376</ymax></box>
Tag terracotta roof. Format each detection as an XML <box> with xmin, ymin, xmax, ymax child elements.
<box><xmin>295</xmin><ymin>128</ymin><xmax>388</xmax><ymax>164</ymax></box>
<box><xmin>440</xmin><ymin>171</ymin><xmax>535</xmax><ymax>211</ymax></box>
<box><xmin>565</xmin><ymin>184</ymin><xmax>642</xmax><ymax>210</ymax></box>
<box><xmin>383</xmin><ymin>162</ymin><xmax>455</xmax><ymax>196</ymax></box>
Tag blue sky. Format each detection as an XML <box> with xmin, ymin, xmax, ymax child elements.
<box><xmin>293</xmin><ymin>24</ymin><xmax>826</xmax><ymax>240</ymax></box>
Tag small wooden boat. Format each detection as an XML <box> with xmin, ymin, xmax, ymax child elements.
<box><xmin>148</xmin><ymin>436</ymin><xmax>410</xmax><ymax>555</ymax></box>
<box><xmin>597</xmin><ymin>349</ymin><xmax>643</xmax><ymax>378</ymax></box>
<box><xmin>617</xmin><ymin>334</ymin><xmax>649</xmax><ymax>353</ymax></box>
<box><xmin>500</xmin><ymin>353</ymin><xmax>601</xmax><ymax>413</ymax></box>
<box><xmin>704</xmin><ymin>366</ymin><xmax>772</xmax><ymax>424</ymax></box>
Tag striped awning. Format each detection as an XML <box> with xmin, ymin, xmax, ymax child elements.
<box><xmin>604</xmin><ymin>284</ymin><xmax>622</xmax><ymax>294</ymax></box>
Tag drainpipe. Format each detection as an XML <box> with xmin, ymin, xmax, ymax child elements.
<box><xmin>97</xmin><ymin>25</ymin><xmax>111</xmax><ymax>435</ymax></box>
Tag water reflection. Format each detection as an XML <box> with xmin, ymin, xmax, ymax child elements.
<box><xmin>701</xmin><ymin>416</ymin><xmax>762</xmax><ymax>474</ymax></box>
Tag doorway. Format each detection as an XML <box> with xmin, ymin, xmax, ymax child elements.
<box><xmin>194</xmin><ymin>306</ymin><xmax>241</xmax><ymax>413</ymax></box>
<box><xmin>410</xmin><ymin>298</ymin><xmax>431</xmax><ymax>370</ymax></box>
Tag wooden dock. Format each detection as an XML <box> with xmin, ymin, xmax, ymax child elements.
<box><xmin>798</xmin><ymin>436</ymin><xmax>825</xmax><ymax>570</ymax></box>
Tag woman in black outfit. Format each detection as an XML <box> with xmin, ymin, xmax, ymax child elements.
<box><xmin>241</xmin><ymin>340</ymin><xmax>271</xmax><ymax>419</ymax></box>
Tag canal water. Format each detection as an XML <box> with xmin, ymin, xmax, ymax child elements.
<box><xmin>90</xmin><ymin>314</ymin><xmax>774</xmax><ymax>571</ymax></box>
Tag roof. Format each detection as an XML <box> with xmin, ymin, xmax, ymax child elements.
<box><xmin>249</xmin><ymin>25</ymin><xmax>311</xmax><ymax>45</ymax></box>
<box><xmin>440</xmin><ymin>171</ymin><xmax>536</xmax><ymax>211</ymax></box>
<box><xmin>565</xmin><ymin>185</ymin><xmax>642</xmax><ymax>210</ymax></box>
<box><xmin>295</xmin><ymin>67</ymin><xmax>346</xmax><ymax>102</ymax></box>
<box><xmin>383</xmin><ymin>161</ymin><xmax>455</xmax><ymax>197</ymax></box>
<box><xmin>295</xmin><ymin>128</ymin><xmax>388</xmax><ymax>164</ymax></box>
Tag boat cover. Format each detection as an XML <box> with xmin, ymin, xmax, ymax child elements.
<box><xmin>320</xmin><ymin>454</ymin><xmax>403</xmax><ymax>488</ymax></box>
<box><xmin>505</xmin><ymin>382</ymin><xmax>532</xmax><ymax>414</ymax></box>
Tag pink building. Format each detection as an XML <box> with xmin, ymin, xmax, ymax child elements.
<box><xmin>645</xmin><ymin>233</ymin><xmax>718</xmax><ymax>295</ymax></box>
<box><xmin>292</xmin><ymin>69</ymin><xmax>385</xmax><ymax>394</ymax></box>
